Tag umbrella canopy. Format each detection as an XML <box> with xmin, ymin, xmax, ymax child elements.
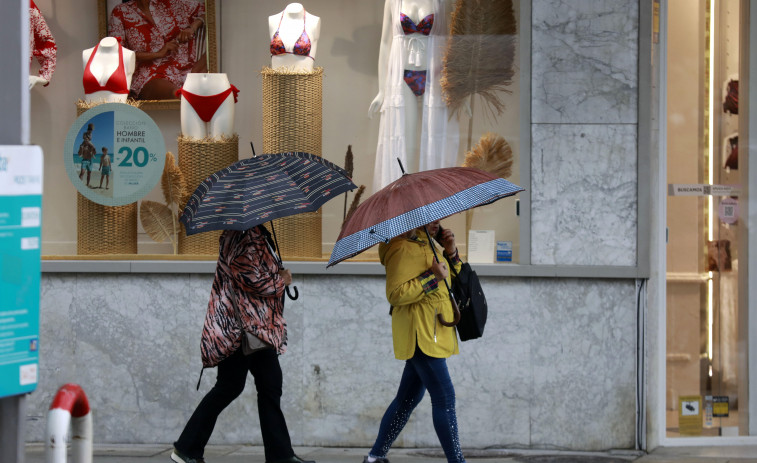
<box><xmin>328</xmin><ymin>167</ymin><xmax>523</xmax><ymax>267</ymax></box>
<box><xmin>180</xmin><ymin>151</ymin><xmax>356</xmax><ymax>236</ymax></box>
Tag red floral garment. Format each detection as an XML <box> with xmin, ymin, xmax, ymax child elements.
<box><xmin>200</xmin><ymin>227</ymin><xmax>288</xmax><ymax>368</ymax></box>
<box><xmin>108</xmin><ymin>0</ymin><xmax>204</xmax><ymax>97</ymax></box>
<box><xmin>29</xmin><ymin>0</ymin><xmax>56</xmax><ymax>84</ymax></box>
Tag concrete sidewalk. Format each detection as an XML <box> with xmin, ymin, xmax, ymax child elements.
<box><xmin>23</xmin><ymin>444</ymin><xmax>757</xmax><ymax>463</ymax></box>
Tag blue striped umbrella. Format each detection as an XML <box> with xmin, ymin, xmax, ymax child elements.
<box><xmin>180</xmin><ymin>152</ymin><xmax>356</xmax><ymax>236</ymax></box>
<box><xmin>328</xmin><ymin>167</ymin><xmax>523</xmax><ymax>267</ymax></box>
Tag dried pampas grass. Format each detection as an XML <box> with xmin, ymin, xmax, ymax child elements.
<box><xmin>344</xmin><ymin>185</ymin><xmax>366</xmax><ymax>225</ymax></box>
<box><xmin>342</xmin><ymin>145</ymin><xmax>355</xmax><ymax>221</ymax></box>
<box><xmin>441</xmin><ymin>0</ymin><xmax>517</xmax><ymax>118</ymax></box>
<box><xmin>161</xmin><ymin>152</ymin><xmax>187</xmax><ymax>207</ymax></box>
<box><xmin>463</xmin><ymin>133</ymin><xmax>513</xmax><ymax>179</ymax></box>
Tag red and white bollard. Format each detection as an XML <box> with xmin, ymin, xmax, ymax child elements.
<box><xmin>45</xmin><ymin>383</ymin><xmax>93</xmax><ymax>463</ymax></box>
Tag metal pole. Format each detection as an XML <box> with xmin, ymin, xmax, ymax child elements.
<box><xmin>0</xmin><ymin>0</ymin><xmax>30</xmax><ymax>462</ymax></box>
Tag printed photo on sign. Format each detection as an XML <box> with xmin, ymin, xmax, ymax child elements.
<box><xmin>72</xmin><ymin>111</ymin><xmax>114</xmax><ymax>197</ymax></box>
<box><xmin>64</xmin><ymin>103</ymin><xmax>166</xmax><ymax>207</ymax></box>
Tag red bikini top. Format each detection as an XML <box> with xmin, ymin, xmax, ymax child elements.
<box><xmin>270</xmin><ymin>11</ymin><xmax>313</xmax><ymax>59</ymax></box>
<box><xmin>82</xmin><ymin>40</ymin><xmax>129</xmax><ymax>95</ymax></box>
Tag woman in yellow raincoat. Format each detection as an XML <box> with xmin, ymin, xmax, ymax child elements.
<box><xmin>363</xmin><ymin>219</ymin><xmax>466</xmax><ymax>463</ymax></box>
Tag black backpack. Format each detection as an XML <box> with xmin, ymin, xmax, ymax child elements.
<box><xmin>448</xmin><ymin>261</ymin><xmax>488</xmax><ymax>341</ymax></box>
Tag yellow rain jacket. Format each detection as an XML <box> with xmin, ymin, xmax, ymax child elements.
<box><xmin>379</xmin><ymin>234</ymin><xmax>462</xmax><ymax>360</ymax></box>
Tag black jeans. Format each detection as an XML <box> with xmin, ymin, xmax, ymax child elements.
<box><xmin>175</xmin><ymin>348</ymin><xmax>294</xmax><ymax>462</ymax></box>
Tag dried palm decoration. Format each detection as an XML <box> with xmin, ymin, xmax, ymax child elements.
<box><xmin>344</xmin><ymin>185</ymin><xmax>366</xmax><ymax>225</ymax></box>
<box><xmin>342</xmin><ymin>145</ymin><xmax>355</xmax><ymax>220</ymax></box>
<box><xmin>462</xmin><ymin>132</ymin><xmax>513</xmax><ymax>179</ymax></box>
<box><xmin>461</xmin><ymin>133</ymin><xmax>514</xmax><ymax>233</ymax></box>
<box><xmin>139</xmin><ymin>151</ymin><xmax>187</xmax><ymax>254</ymax></box>
<box><xmin>441</xmin><ymin>0</ymin><xmax>517</xmax><ymax>119</ymax></box>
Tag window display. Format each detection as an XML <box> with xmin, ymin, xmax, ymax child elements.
<box><xmin>37</xmin><ymin>0</ymin><xmax>523</xmax><ymax>264</ymax></box>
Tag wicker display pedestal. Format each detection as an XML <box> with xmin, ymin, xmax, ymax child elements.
<box><xmin>77</xmin><ymin>195</ymin><xmax>138</xmax><ymax>255</ymax></box>
<box><xmin>262</xmin><ymin>67</ymin><xmax>323</xmax><ymax>259</ymax></box>
<box><xmin>177</xmin><ymin>135</ymin><xmax>239</xmax><ymax>255</ymax></box>
<box><xmin>75</xmin><ymin>100</ymin><xmax>139</xmax><ymax>255</ymax></box>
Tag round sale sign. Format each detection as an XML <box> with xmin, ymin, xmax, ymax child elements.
<box><xmin>64</xmin><ymin>103</ymin><xmax>166</xmax><ymax>206</ymax></box>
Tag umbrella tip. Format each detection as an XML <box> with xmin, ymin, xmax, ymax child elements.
<box><xmin>250</xmin><ymin>142</ymin><xmax>256</xmax><ymax>157</ymax></box>
<box><xmin>396</xmin><ymin>157</ymin><xmax>406</xmax><ymax>174</ymax></box>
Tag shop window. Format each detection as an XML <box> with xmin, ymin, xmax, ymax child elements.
<box><xmin>37</xmin><ymin>0</ymin><xmax>524</xmax><ymax>264</ymax></box>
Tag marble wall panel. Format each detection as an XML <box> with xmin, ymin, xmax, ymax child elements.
<box><xmin>28</xmin><ymin>273</ymin><xmax>638</xmax><ymax>451</ymax></box>
<box><xmin>531</xmin><ymin>124</ymin><xmax>637</xmax><ymax>266</ymax></box>
<box><xmin>532</xmin><ymin>0</ymin><xmax>639</xmax><ymax>124</ymax></box>
<box><xmin>528</xmin><ymin>279</ymin><xmax>637</xmax><ymax>449</ymax></box>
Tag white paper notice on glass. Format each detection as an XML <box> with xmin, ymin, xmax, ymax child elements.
<box><xmin>468</xmin><ymin>230</ymin><xmax>495</xmax><ymax>263</ymax></box>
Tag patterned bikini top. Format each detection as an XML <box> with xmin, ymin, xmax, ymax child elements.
<box><xmin>400</xmin><ymin>13</ymin><xmax>434</xmax><ymax>35</ymax></box>
<box><xmin>82</xmin><ymin>39</ymin><xmax>129</xmax><ymax>95</ymax></box>
<box><xmin>270</xmin><ymin>11</ymin><xmax>312</xmax><ymax>58</ymax></box>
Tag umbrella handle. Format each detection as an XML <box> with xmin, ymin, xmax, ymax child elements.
<box><xmin>437</xmin><ymin>293</ymin><xmax>461</xmax><ymax>327</ymax></box>
<box><xmin>286</xmin><ymin>285</ymin><xmax>299</xmax><ymax>300</ymax></box>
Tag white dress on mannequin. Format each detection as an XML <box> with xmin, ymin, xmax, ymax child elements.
<box><xmin>82</xmin><ymin>37</ymin><xmax>136</xmax><ymax>103</ymax></box>
<box><xmin>177</xmin><ymin>73</ymin><xmax>238</xmax><ymax>139</ymax></box>
<box><xmin>269</xmin><ymin>3</ymin><xmax>321</xmax><ymax>72</ymax></box>
<box><xmin>368</xmin><ymin>0</ymin><xmax>459</xmax><ymax>191</ymax></box>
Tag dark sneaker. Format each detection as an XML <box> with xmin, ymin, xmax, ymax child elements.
<box><xmin>362</xmin><ymin>457</ymin><xmax>390</xmax><ymax>463</ymax></box>
<box><xmin>170</xmin><ymin>448</ymin><xmax>205</xmax><ymax>463</ymax></box>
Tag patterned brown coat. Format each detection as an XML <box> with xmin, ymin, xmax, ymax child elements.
<box><xmin>200</xmin><ymin>227</ymin><xmax>288</xmax><ymax>367</ymax></box>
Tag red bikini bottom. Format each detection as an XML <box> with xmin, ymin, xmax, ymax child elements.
<box><xmin>175</xmin><ymin>85</ymin><xmax>240</xmax><ymax>122</ymax></box>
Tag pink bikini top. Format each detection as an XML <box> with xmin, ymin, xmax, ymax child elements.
<box><xmin>270</xmin><ymin>11</ymin><xmax>313</xmax><ymax>59</ymax></box>
<box><xmin>82</xmin><ymin>40</ymin><xmax>129</xmax><ymax>95</ymax></box>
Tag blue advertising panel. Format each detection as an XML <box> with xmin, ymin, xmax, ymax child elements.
<box><xmin>0</xmin><ymin>146</ymin><xmax>42</xmax><ymax>398</ymax></box>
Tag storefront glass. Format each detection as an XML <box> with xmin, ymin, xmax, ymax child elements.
<box><xmin>37</xmin><ymin>0</ymin><xmax>523</xmax><ymax>263</ymax></box>
<box><xmin>666</xmin><ymin>0</ymin><xmax>745</xmax><ymax>437</ymax></box>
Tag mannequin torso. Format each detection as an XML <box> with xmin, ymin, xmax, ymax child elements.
<box><xmin>268</xmin><ymin>3</ymin><xmax>321</xmax><ymax>72</ymax></box>
<box><xmin>179</xmin><ymin>73</ymin><xmax>236</xmax><ymax>139</ymax></box>
<box><xmin>82</xmin><ymin>37</ymin><xmax>136</xmax><ymax>103</ymax></box>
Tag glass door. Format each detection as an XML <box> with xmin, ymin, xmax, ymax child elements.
<box><xmin>666</xmin><ymin>0</ymin><xmax>745</xmax><ymax>438</ymax></box>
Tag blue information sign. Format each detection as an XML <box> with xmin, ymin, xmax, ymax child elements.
<box><xmin>0</xmin><ymin>146</ymin><xmax>42</xmax><ymax>398</ymax></box>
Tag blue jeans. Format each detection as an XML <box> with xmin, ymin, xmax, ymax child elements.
<box><xmin>370</xmin><ymin>348</ymin><xmax>465</xmax><ymax>463</ymax></box>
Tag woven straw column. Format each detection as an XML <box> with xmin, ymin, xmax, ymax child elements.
<box><xmin>261</xmin><ymin>67</ymin><xmax>323</xmax><ymax>259</ymax></box>
<box><xmin>177</xmin><ymin>135</ymin><xmax>239</xmax><ymax>255</ymax></box>
<box><xmin>75</xmin><ymin>101</ymin><xmax>138</xmax><ymax>255</ymax></box>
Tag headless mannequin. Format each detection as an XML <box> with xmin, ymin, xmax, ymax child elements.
<box><xmin>179</xmin><ymin>73</ymin><xmax>236</xmax><ymax>139</ymax></box>
<box><xmin>268</xmin><ymin>3</ymin><xmax>321</xmax><ymax>72</ymax></box>
<box><xmin>368</xmin><ymin>0</ymin><xmax>434</xmax><ymax>175</ymax></box>
<box><xmin>82</xmin><ymin>37</ymin><xmax>136</xmax><ymax>103</ymax></box>
<box><xmin>368</xmin><ymin>0</ymin><xmax>469</xmax><ymax>182</ymax></box>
